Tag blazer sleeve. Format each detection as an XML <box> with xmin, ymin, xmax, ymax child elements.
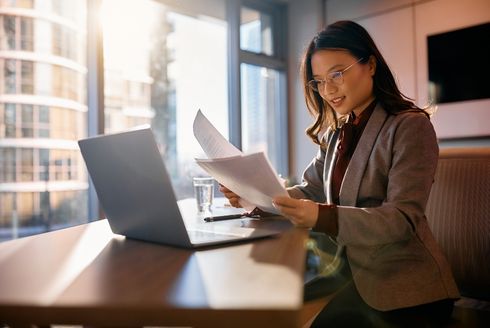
<box><xmin>288</xmin><ymin>144</ymin><xmax>328</xmax><ymax>203</ymax></box>
<box><xmin>336</xmin><ymin>113</ymin><xmax>439</xmax><ymax>247</ymax></box>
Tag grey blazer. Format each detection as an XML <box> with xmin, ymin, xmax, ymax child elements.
<box><xmin>290</xmin><ymin>104</ymin><xmax>460</xmax><ymax>311</ymax></box>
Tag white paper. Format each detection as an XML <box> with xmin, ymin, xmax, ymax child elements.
<box><xmin>196</xmin><ymin>152</ymin><xmax>288</xmax><ymax>214</ymax></box>
<box><xmin>193</xmin><ymin>109</ymin><xmax>242</xmax><ymax>158</ymax></box>
<box><xmin>193</xmin><ymin>110</ymin><xmax>289</xmax><ymax>214</ymax></box>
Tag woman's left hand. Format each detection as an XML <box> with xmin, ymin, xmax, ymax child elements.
<box><xmin>272</xmin><ymin>196</ymin><xmax>319</xmax><ymax>228</ymax></box>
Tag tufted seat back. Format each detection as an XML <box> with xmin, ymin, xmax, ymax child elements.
<box><xmin>425</xmin><ymin>147</ymin><xmax>490</xmax><ymax>301</ymax></box>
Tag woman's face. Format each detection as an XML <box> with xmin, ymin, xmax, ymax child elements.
<box><xmin>310</xmin><ymin>49</ymin><xmax>376</xmax><ymax>116</ymax></box>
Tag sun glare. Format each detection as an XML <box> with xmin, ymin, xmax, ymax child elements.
<box><xmin>100</xmin><ymin>0</ymin><xmax>160</xmax><ymax>71</ymax></box>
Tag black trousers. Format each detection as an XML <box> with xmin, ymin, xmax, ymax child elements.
<box><xmin>310</xmin><ymin>280</ymin><xmax>454</xmax><ymax>328</ymax></box>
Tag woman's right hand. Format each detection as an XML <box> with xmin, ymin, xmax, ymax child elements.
<box><xmin>219</xmin><ymin>184</ymin><xmax>242</xmax><ymax>208</ymax></box>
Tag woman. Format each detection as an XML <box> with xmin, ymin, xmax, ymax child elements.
<box><xmin>221</xmin><ymin>21</ymin><xmax>460</xmax><ymax>326</ymax></box>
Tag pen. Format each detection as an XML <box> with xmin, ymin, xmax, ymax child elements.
<box><xmin>204</xmin><ymin>213</ymin><xmax>245</xmax><ymax>222</ymax></box>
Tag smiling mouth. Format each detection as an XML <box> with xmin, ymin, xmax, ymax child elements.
<box><xmin>330</xmin><ymin>96</ymin><xmax>344</xmax><ymax>105</ymax></box>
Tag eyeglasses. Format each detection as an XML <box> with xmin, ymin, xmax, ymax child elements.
<box><xmin>307</xmin><ymin>57</ymin><xmax>364</xmax><ymax>92</ymax></box>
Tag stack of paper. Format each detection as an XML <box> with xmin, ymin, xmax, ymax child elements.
<box><xmin>193</xmin><ymin>110</ymin><xmax>289</xmax><ymax>214</ymax></box>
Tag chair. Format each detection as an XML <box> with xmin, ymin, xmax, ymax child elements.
<box><xmin>425</xmin><ymin>147</ymin><xmax>490</xmax><ymax>326</ymax></box>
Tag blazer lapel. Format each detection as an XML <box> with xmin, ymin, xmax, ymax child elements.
<box><xmin>339</xmin><ymin>105</ymin><xmax>388</xmax><ymax>206</ymax></box>
<box><xmin>324</xmin><ymin>128</ymin><xmax>341</xmax><ymax>204</ymax></box>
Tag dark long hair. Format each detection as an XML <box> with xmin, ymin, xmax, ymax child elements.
<box><xmin>301</xmin><ymin>20</ymin><xmax>429</xmax><ymax>145</ymax></box>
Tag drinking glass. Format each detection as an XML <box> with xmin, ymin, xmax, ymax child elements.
<box><xmin>193</xmin><ymin>177</ymin><xmax>214</xmax><ymax>212</ymax></box>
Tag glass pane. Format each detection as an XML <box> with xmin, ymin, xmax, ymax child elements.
<box><xmin>21</xmin><ymin>104</ymin><xmax>33</xmax><ymax>137</ymax></box>
<box><xmin>39</xmin><ymin>148</ymin><xmax>49</xmax><ymax>180</ymax></box>
<box><xmin>4</xmin><ymin>59</ymin><xmax>16</xmax><ymax>93</ymax></box>
<box><xmin>0</xmin><ymin>148</ymin><xmax>16</xmax><ymax>182</ymax></box>
<box><xmin>38</xmin><ymin>105</ymin><xmax>50</xmax><ymax>138</ymax></box>
<box><xmin>39</xmin><ymin>105</ymin><xmax>49</xmax><ymax>122</ymax></box>
<box><xmin>102</xmin><ymin>0</ymin><xmax>228</xmax><ymax>199</ymax></box>
<box><xmin>20</xmin><ymin>16</ymin><xmax>33</xmax><ymax>51</ymax></box>
<box><xmin>4</xmin><ymin>103</ymin><xmax>16</xmax><ymax>137</ymax></box>
<box><xmin>3</xmin><ymin>15</ymin><xmax>16</xmax><ymax>49</ymax></box>
<box><xmin>240</xmin><ymin>7</ymin><xmax>273</xmax><ymax>56</ymax></box>
<box><xmin>0</xmin><ymin>1</ymin><xmax>88</xmax><ymax>242</ymax></box>
<box><xmin>240</xmin><ymin>63</ymin><xmax>283</xmax><ymax>172</ymax></box>
<box><xmin>0</xmin><ymin>193</ymin><xmax>14</xmax><ymax>232</ymax></box>
<box><xmin>20</xmin><ymin>60</ymin><xmax>34</xmax><ymax>93</ymax></box>
<box><xmin>20</xmin><ymin>148</ymin><xmax>33</xmax><ymax>181</ymax></box>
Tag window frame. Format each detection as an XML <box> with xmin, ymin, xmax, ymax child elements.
<box><xmin>227</xmin><ymin>0</ymin><xmax>288</xmax><ymax>175</ymax></box>
<box><xmin>86</xmin><ymin>0</ymin><xmax>288</xmax><ymax>220</ymax></box>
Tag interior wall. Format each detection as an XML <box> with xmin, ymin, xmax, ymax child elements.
<box><xmin>287</xmin><ymin>0</ymin><xmax>324</xmax><ymax>183</ymax></box>
<box><xmin>413</xmin><ymin>0</ymin><xmax>490</xmax><ymax>141</ymax></box>
<box><xmin>325</xmin><ymin>0</ymin><xmax>490</xmax><ymax>145</ymax></box>
<box><xmin>288</xmin><ymin>0</ymin><xmax>490</xmax><ymax>181</ymax></box>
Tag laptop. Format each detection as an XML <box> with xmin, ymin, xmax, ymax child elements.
<box><xmin>78</xmin><ymin>127</ymin><xmax>281</xmax><ymax>248</ymax></box>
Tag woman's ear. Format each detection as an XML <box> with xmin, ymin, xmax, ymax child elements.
<box><xmin>368</xmin><ymin>55</ymin><xmax>376</xmax><ymax>76</ymax></box>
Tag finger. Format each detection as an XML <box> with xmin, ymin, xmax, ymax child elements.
<box><xmin>273</xmin><ymin>196</ymin><xmax>290</xmax><ymax>203</ymax></box>
<box><xmin>229</xmin><ymin>197</ymin><xmax>241</xmax><ymax>208</ymax></box>
<box><xmin>219</xmin><ymin>185</ymin><xmax>230</xmax><ymax>192</ymax></box>
<box><xmin>273</xmin><ymin>197</ymin><xmax>300</xmax><ymax>209</ymax></box>
<box><xmin>273</xmin><ymin>202</ymin><xmax>300</xmax><ymax>217</ymax></box>
<box><xmin>223</xmin><ymin>192</ymin><xmax>239</xmax><ymax>200</ymax></box>
<box><xmin>284</xmin><ymin>214</ymin><xmax>304</xmax><ymax>227</ymax></box>
<box><xmin>273</xmin><ymin>203</ymin><xmax>310</xmax><ymax>225</ymax></box>
<box><xmin>224</xmin><ymin>195</ymin><xmax>238</xmax><ymax>205</ymax></box>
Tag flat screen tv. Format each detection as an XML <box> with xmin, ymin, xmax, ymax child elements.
<box><xmin>427</xmin><ymin>22</ymin><xmax>490</xmax><ymax>104</ymax></box>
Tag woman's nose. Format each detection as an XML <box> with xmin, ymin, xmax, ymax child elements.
<box><xmin>326</xmin><ymin>81</ymin><xmax>339</xmax><ymax>93</ymax></box>
<box><xmin>320</xmin><ymin>81</ymin><xmax>337</xmax><ymax>95</ymax></box>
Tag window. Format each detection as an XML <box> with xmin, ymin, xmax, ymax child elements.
<box><xmin>240</xmin><ymin>64</ymin><xmax>283</xmax><ymax>170</ymax></box>
<box><xmin>0</xmin><ymin>148</ymin><xmax>16</xmax><ymax>182</ymax></box>
<box><xmin>0</xmin><ymin>0</ymin><xmax>34</xmax><ymax>9</ymax></box>
<box><xmin>1</xmin><ymin>15</ymin><xmax>33</xmax><ymax>51</ymax></box>
<box><xmin>4</xmin><ymin>59</ymin><xmax>16</xmax><ymax>93</ymax></box>
<box><xmin>240</xmin><ymin>7</ymin><xmax>273</xmax><ymax>55</ymax></box>
<box><xmin>3</xmin><ymin>103</ymin><xmax>16</xmax><ymax>137</ymax></box>
<box><xmin>2</xmin><ymin>59</ymin><xmax>84</xmax><ymax>100</ymax></box>
<box><xmin>0</xmin><ymin>193</ymin><xmax>14</xmax><ymax>231</ymax></box>
<box><xmin>20</xmin><ymin>16</ymin><xmax>33</xmax><ymax>51</ymax></box>
<box><xmin>102</xmin><ymin>0</ymin><xmax>229</xmax><ymax>199</ymax></box>
<box><xmin>20</xmin><ymin>60</ymin><xmax>33</xmax><ymax>93</ymax></box>
<box><xmin>2</xmin><ymin>15</ymin><xmax>16</xmax><ymax>49</ymax></box>
<box><xmin>20</xmin><ymin>148</ymin><xmax>33</xmax><ymax>181</ymax></box>
<box><xmin>236</xmin><ymin>1</ymin><xmax>288</xmax><ymax>175</ymax></box>
<box><xmin>52</xmin><ymin>23</ymin><xmax>77</xmax><ymax>61</ymax></box>
<box><xmin>39</xmin><ymin>148</ymin><xmax>49</xmax><ymax>180</ymax></box>
<box><xmin>20</xmin><ymin>104</ymin><xmax>33</xmax><ymax>137</ymax></box>
<box><xmin>17</xmin><ymin>192</ymin><xmax>35</xmax><ymax>225</ymax></box>
<box><xmin>0</xmin><ymin>0</ymin><xmax>88</xmax><ymax>242</ymax></box>
<box><xmin>38</xmin><ymin>105</ymin><xmax>50</xmax><ymax>137</ymax></box>
<box><xmin>0</xmin><ymin>0</ymin><xmax>287</xmax><ymax>242</ymax></box>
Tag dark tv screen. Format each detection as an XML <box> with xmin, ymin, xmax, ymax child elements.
<box><xmin>428</xmin><ymin>22</ymin><xmax>490</xmax><ymax>104</ymax></box>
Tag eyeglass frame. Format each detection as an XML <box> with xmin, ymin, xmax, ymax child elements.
<box><xmin>307</xmin><ymin>57</ymin><xmax>364</xmax><ymax>92</ymax></box>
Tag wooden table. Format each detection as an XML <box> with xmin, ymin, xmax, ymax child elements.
<box><xmin>0</xmin><ymin>204</ymin><xmax>308</xmax><ymax>328</ymax></box>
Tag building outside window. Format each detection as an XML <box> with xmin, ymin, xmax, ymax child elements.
<box><xmin>0</xmin><ymin>0</ymin><xmax>88</xmax><ymax>241</ymax></box>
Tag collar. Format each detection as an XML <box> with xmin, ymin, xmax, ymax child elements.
<box><xmin>349</xmin><ymin>99</ymin><xmax>377</xmax><ymax>126</ymax></box>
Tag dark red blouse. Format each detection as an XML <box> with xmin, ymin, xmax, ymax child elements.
<box><xmin>313</xmin><ymin>100</ymin><xmax>377</xmax><ymax>236</ymax></box>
